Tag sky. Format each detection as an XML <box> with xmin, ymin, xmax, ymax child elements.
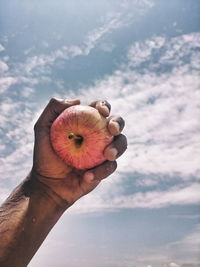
<box><xmin>0</xmin><ymin>0</ymin><xmax>200</xmax><ymax>266</ymax></box>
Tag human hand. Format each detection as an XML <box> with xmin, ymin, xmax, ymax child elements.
<box><xmin>32</xmin><ymin>98</ymin><xmax>127</xmax><ymax>206</ymax></box>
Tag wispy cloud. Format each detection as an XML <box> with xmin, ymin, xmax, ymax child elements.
<box><xmin>0</xmin><ymin>44</ymin><xmax>5</xmax><ymax>52</ymax></box>
<box><xmin>83</xmin><ymin>13</ymin><xmax>123</xmax><ymax>55</ymax></box>
<box><xmin>0</xmin><ymin>75</ymin><xmax>37</xmax><ymax>94</ymax></box>
<box><xmin>78</xmin><ymin>32</ymin><xmax>200</xmax><ymax>179</ymax></box>
<box><xmin>69</xmin><ymin>182</ymin><xmax>200</xmax><ymax>214</ymax></box>
<box><xmin>0</xmin><ymin>60</ymin><xmax>9</xmax><ymax>73</ymax></box>
<box><xmin>15</xmin><ymin>12</ymin><xmax>124</xmax><ymax>75</ymax></box>
<box><xmin>12</xmin><ymin>1</ymin><xmax>153</xmax><ymax>76</ymax></box>
<box><xmin>151</xmin><ymin>224</ymin><xmax>200</xmax><ymax>264</ymax></box>
<box><xmin>112</xmin><ymin>183</ymin><xmax>200</xmax><ymax>209</ymax></box>
<box><xmin>0</xmin><ymin>77</ymin><xmax>16</xmax><ymax>93</ymax></box>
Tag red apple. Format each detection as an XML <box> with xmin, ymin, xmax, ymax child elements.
<box><xmin>50</xmin><ymin>105</ymin><xmax>113</xmax><ymax>170</ymax></box>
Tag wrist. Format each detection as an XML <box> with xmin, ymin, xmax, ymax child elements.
<box><xmin>27</xmin><ymin>170</ymin><xmax>71</xmax><ymax>211</ymax></box>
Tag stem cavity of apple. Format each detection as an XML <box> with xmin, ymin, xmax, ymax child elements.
<box><xmin>68</xmin><ymin>133</ymin><xmax>84</xmax><ymax>147</ymax></box>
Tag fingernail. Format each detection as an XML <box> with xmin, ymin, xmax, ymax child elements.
<box><xmin>105</xmin><ymin>147</ymin><xmax>118</xmax><ymax>161</ymax></box>
<box><xmin>64</xmin><ymin>98</ymin><xmax>80</xmax><ymax>104</ymax></box>
<box><xmin>101</xmin><ymin>100</ymin><xmax>111</xmax><ymax>111</ymax></box>
<box><xmin>109</xmin><ymin>120</ymin><xmax>120</xmax><ymax>136</ymax></box>
<box><xmin>84</xmin><ymin>172</ymin><xmax>95</xmax><ymax>182</ymax></box>
<box><xmin>54</xmin><ymin>97</ymin><xmax>65</xmax><ymax>101</ymax></box>
<box><xmin>96</xmin><ymin>102</ymin><xmax>110</xmax><ymax>117</ymax></box>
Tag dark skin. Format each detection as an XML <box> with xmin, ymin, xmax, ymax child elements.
<box><xmin>0</xmin><ymin>98</ymin><xmax>127</xmax><ymax>267</ymax></box>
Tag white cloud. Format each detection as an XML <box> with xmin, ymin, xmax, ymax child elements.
<box><xmin>24</xmin><ymin>46</ymin><xmax>34</xmax><ymax>55</ymax></box>
<box><xmin>112</xmin><ymin>183</ymin><xmax>200</xmax><ymax>209</ymax></box>
<box><xmin>77</xmin><ymin>32</ymin><xmax>200</xmax><ymax>180</ymax></box>
<box><xmin>166</xmin><ymin>263</ymin><xmax>180</xmax><ymax>267</ymax></box>
<box><xmin>117</xmin><ymin>224</ymin><xmax>200</xmax><ymax>265</ymax></box>
<box><xmin>127</xmin><ymin>36</ymin><xmax>165</xmax><ymax>66</ymax></box>
<box><xmin>69</xmin><ymin>182</ymin><xmax>200</xmax><ymax>214</ymax></box>
<box><xmin>20</xmin><ymin>86</ymin><xmax>34</xmax><ymax>97</ymax></box>
<box><xmin>175</xmin><ymin>224</ymin><xmax>200</xmax><ymax>254</ymax></box>
<box><xmin>0</xmin><ymin>76</ymin><xmax>17</xmax><ymax>93</ymax></box>
<box><xmin>20</xmin><ymin>13</ymin><xmax>124</xmax><ymax>74</ymax></box>
<box><xmin>18</xmin><ymin>1</ymin><xmax>154</xmax><ymax>76</ymax></box>
<box><xmin>0</xmin><ymin>60</ymin><xmax>9</xmax><ymax>73</ymax></box>
<box><xmin>160</xmin><ymin>224</ymin><xmax>200</xmax><ymax>264</ymax></box>
<box><xmin>99</xmin><ymin>42</ymin><xmax>116</xmax><ymax>52</ymax></box>
<box><xmin>83</xmin><ymin>13</ymin><xmax>123</xmax><ymax>55</ymax></box>
<box><xmin>0</xmin><ymin>98</ymin><xmax>35</xmax><ymax>193</ymax></box>
<box><xmin>0</xmin><ymin>44</ymin><xmax>5</xmax><ymax>52</ymax></box>
<box><xmin>0</xmin><ymin>76</ymin><xmax>38</xmax><ymax>95</ymax></box>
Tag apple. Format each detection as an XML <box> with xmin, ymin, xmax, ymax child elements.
<box><xmin>50</xmin><ymin>105</ymin><xmax>113</xmax><ymax>170</ymax></box>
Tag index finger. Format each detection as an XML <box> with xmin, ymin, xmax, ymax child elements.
<box><xmin>34</xmin><ymin>98</ymin><xmax>80</xmax><ymax>132</ymax></box>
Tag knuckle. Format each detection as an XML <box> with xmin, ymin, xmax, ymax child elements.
<box><xmin>109</xmin><ymin>116</ymin><xmax>125</xmax><ymax>132</ymax></box>
<box><xmin>33</xmin><ymin>121</ymin><xmax>39</xmax><ymax>132</ymax></box>
<box><xmin>49</xmin><ymin>97</ymin><xmax>64</xmax><ymax>106</ymax></box>
<box><xmin>49</xmin><ymin>97</ymin><xmax>58</xmax><ymax>105</ymax></box>
<box><xmin>101</xmin><ymin>100</ymin><xmax>111</xmax><ymax>111</ymax></box>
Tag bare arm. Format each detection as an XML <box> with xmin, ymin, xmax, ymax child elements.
<box><xmin>0</xmin><ymin>98</ymin><xmax>127</xmax><ymax>267</ymax></box>
<box><xmin>0</xmin><ymin>174</ymin><xmax>69</xmax><ymax>267</ymax></box>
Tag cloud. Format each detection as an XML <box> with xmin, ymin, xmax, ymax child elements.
<box><xmin>16</xmin><ymin>13</ymin><xmax>124</xmax><ymax>75</ymax></box>
<box><xmin>15</xmin><ymin>1</ymin><xmax>153</xmax><ymax>76</ymax></box>
<box><xmin>69</xmin><ymin>182</ymin><xmax>200</xmax><ymax>214</ymax></box>
<box><xmin>83</xmin><ymin>13</ymin><xmax>123</xmax><ymax>55</ymax></box>
<box><xmin>0</xmin><ymin>44</ymin><xmax>5</xmax><ymax>52</ymax></box>
<box><xmin>120</xmin><ymin>0</ymin><xmax>154</xmax><ymax>9</ymax></box>
<box><xmin>0</xmin><ymin>75</ymin><xmax>38</xmax><ymax>94</ymax></box>
<box><xmin>0</xmin><ymin>77</ymin><xmax>17</xmax><ymax>93</ymax></box>
<box><xmin>0</xmin><ymin>60</ymin><xmax>9</xmax><ymax>73</ymax></box>
<box><xmin>161</xmin><ymin>224</ymin><xmax>200</xmax><ymax>264</ymax></box>
<box><xmin>118</xmin><ymin>224</ymin><xmax>200</xmax><ymax>265</ymax></box>
<box><xmin>77</xmin><ymin>32</ymin><xmax>200</xmax><ymax>179</ymax></box>
<box><xmin>112</xmin><ymin>183</ymin><xmax>200</xmax><ymax>209</ymax></box>
<box><xmin>20</xmin><ymin>86</ymin><xmax>34</xmax><ymax>98</ymax></box>
<box><xmin>0</xmin><ymin>97</ymin><xmax>36</xmax><ymax>192</ymax></box>
<box><xmin>99</xmin><ymin>42</ymin><xmax>116</xmax><ymax>52</ymax></box>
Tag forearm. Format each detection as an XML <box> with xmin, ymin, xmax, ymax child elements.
<box><xmin>0</xmin><ymin>173</ymin><xmax>69</xmax><ymax>267</ymax></box>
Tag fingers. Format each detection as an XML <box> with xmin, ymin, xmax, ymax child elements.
<box><xmin>90</xmin><ymin>99</ymin><xmax>125</xmax><ymax>136</ymax></box>
<box><xmin>90</xmin><ymin>100</ymin><xmax>111</xmax><ymax>117</ymax></box>
<box><xmin>34</xmin><ymin>98</ymin><xmax>80</xmax><ymax>132</ymax></box>
<box><xmin>104</xmin><ymin>134</ymin><xmax>127</xmax><ymax>161</ymax></box>
<box><xmin>83</xmin><ymin>160</ymin><xmax>117</xmax><ymax>184</ymax></box>
<box><xmin>107</xmin><ymin>115</ymin><xmax>125</xmax><ymax>136</ymax></box>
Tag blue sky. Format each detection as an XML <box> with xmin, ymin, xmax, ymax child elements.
<box><xmin>0</xmin><ymin>0</ymin><xmax>200</xmax><ymax>266</ymax></box>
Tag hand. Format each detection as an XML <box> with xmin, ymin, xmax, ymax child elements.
<box><xmin>32</xmin><ymin>98</ymin><xmax>127</xmax><ymax>206</ymax></box>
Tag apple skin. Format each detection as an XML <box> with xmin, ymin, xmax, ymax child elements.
<box><xmin>50</xmin><ymin>105</ymin><xmax>113</xmax><ymax>170</ymax></box>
